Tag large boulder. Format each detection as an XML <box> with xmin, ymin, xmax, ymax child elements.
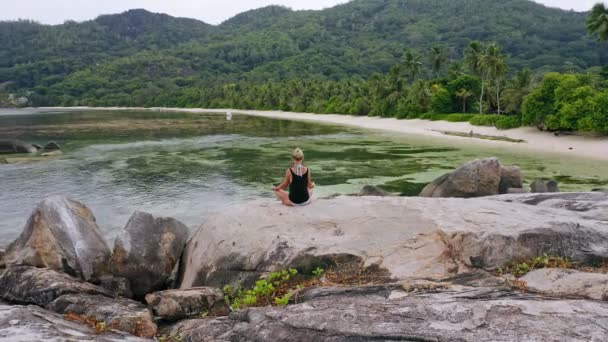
<box><xmin>0</xmin><ymin>266</ymin><xmax>109</xmax><ymax>306</ymax></box>
<box><xmin>521</xmin><ymin>268</ymin><xmax>608</xmax><ymax>300</ymax></box>
<box><xmin>47</xmin><ymin>294</ymin><xmax>157</xmax><ymax>338</ymax></box>
<box><xmin>0</xmin><ymin>302</ymin><xmax>149</xmax><ymax>342</ymax></box>
<box><xmin>168</xmin><ymin>284</ymin><xmax>608</xmax><ymax>341</ymax></box>
<box><xmin>145</xmin><ymin>287</ymin><xmax>228</xmax><ymax>321</ymax></box>
<box><xmin>3</xmin><ymin>196</ymin><xmax>111</xmax><ymax>283</ymax></box>
<box><xmin>419</xmin><ymin>158</ymin><xmax>522</xmax><ymax>198</ymax></box>
<box><xmin>0</xmin><ymin>140</ymin><xmax>36</xmax><ymax>154</ymax></box>
<box><xmin>110</xmin><ymin>211</ymin><xmax>189</xmax><ymax>298</ymax></box>
<box><xmin>178</xmin><ymin>196</ymin><xmax>608</xmax><ymax>289</ymax></box>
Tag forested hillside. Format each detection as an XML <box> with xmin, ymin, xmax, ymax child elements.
<box><xmin>1</xmin><ymin>0</ymin><xmax>607</xmax><ymax>133</ymax></box>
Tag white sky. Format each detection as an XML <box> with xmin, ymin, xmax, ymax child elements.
<box><xmin>0</xmin><ymin>0</ymin><xmax>604</xmax><ymax>25</ymax></box>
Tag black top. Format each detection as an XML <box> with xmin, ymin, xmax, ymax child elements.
<box><xmin>289</xmin><ymin>168</ymin><xmax>310</xmax><ymax>204</ymax></box>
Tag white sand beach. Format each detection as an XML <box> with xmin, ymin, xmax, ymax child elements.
<box><xmin>34</xmin><ymin>107</ymin><xmax>608</xmax><ymax>162</ymax></box>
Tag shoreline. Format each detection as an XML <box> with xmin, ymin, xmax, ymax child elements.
<box><xmin>16</xmin><ymin>106</ymin><xmax>608</xmax><ymax>162</ymax></box>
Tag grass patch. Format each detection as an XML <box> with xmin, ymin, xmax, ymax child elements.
<box><xmin>497</xmin><ymin>254</ymin><xmax>573</xmax><ymax>277</ymax></box>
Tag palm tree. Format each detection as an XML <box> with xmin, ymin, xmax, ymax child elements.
<box><xmin>402</xmin><ymin>50</ymin><xmax>423</xmax><ymax>82</ymax></box>
<box><xmin>465</xmin><ymin>41</ymin><xmax>485</xmax><ymax>114</ymax></box>
<box><xmin>588</xmin><ymin>3</ymin><xmax>608</xmax><ymax>41</ymax></box>
<box><xmin>429</xmin><ymin>45</ymin><xmax>447</xmax><ymax>78</ymax></box>
<box><xmin>479</xmin><ymin>43</ymin><xmax>508</xmax><ymax>114</ymax></box>
<box><xmin>456</xmin><ymin>88</ymin><xmax>473</xmax><ymax>113</ymax></box>
<box><xmin>503</xmin><ymin>68</ymin><xmax>533</xmax><ymax>114</ymax></box>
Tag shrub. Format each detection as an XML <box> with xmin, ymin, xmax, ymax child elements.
<box><xmin>443</xmin><ymin>113</ymin><xmax>476</xmax><ymax>122</ymax></box>
<box><xmin>495</xmin><ymin>115</ymin><xmax>522</xmax><ymax>130</ymax></box>
<box><xmin>469</xmin><ymin>114</ymin><xmax>501</xmax><ymax>126</ymax></box>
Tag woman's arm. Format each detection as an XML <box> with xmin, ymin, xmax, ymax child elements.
<box><xmin>308</xmin><ymin>169</ymin><xmax>315</xmax><ymax>188</ymax></box>
<box><xmin>273</xmin><ymin>169</ymin><xmax>292</xmax><ymax>191</ymax></box>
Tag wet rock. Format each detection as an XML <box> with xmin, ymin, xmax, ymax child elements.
<box><xmin>40</xmin><ymin>150</ymin><xmax>63</xmax><ymax>157</ymax></box>
<box><xmin>507</xmin><ymin>187</ymin><xmax>527</xmax><ymax>194</ymax></box>
<box><xmin>0</xmin><ymin>302</ymin><xmax>149</xmax><ymax>342</ymax></box>
<box><xmin>110</xmin><ymin>211</ymin><xmax>189</xmax><ymax>298</ymax></box>
<box><xmin>0</xmin><ymin>266</ymin><xmax>109</xmax><ymax>306</ymax></box>
<box><xmin>531</xmin><ymin>179</ymin><xmax>559</xmax><ymax>193</ymax></box>
<box><xmin>43</xmin><ymin>141</ymin><xmax>61</xmax><ymax>151</ymax></box>
<box><xmin>358</xmin><ymin>185</ymin><xmax>393</xmax><ymax>197</ymax></box>
<box><xmin>47</xmin><ymin>294</ymin><xmax>157</xmax><ymax>338</ymax></box>
<box><xmin>178</xmin><ymin>195</ymin><xmax>608</xmax><ymax>289</ymax></box>
<box><xmin>498</xmin><ymin>165</ymin><xmax>523</xmax><ymax>194</ymax></box>
<box><xmin>145</xmin><ymin>287</ymin><xmax>228</xmax><ymax>321</ymax></box>
<box><xmin>419</xmin><ymin>157</ymin><xmax>503</xmax><ymax>198</ymax></box>
<box><xmin>31</xmin><ymin>143</ymin><xmax>42</xmax><ymax>150</ymax></box>
<box><xmin>168</xmin><ymin>284</ymin><xmax>608</xmax><ymax>341</ymax></box>
<box><xmin>521</xmin><ymin>268</ymin><xmax>608</xmax><ymax>300</ymax></box>
<box><xmin>3</xmin><ymin>196</ymin><xmax>111</xmax><ymax>282</ymax></box>
<box><xmin>0</xmin><ymin>140</ymin><xmax>36</xmax><ymax>154</ymax></box>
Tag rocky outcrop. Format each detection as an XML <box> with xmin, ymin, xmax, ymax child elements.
<box><xmin>0</xmin><ymin>302</ymin><xmax>149</xmax><ymax>342</ymax></box>
<box><xmin>110</xmin><ymin>211</ymin><xmax>190</xmax><ymax>298</ymax></box>
<box><xmin>0</xmin><ymin>266</ymin><xmax>109</xmax><ymax>306</ymax></box>
<box><xmin>521</xmin><ymin>268</ymin><xmax>608</xmax><ymax>300</ymax></box>
<box><xmin>3</xmin><ymin>196</ymin><xmax>111</xmax><ymax>283</ymax></box>
<box><xmin>168</xmin><ymin>284</ymin><xmax>608</xmax><ymax>341</ymax></box>
<box><xmin>531</xmin><ymin>178</ymin><xmax>560</xmax><ymax>193</ymax></box>
<box><xmin>0</xmin><ymin>140</ymin><xmax>36</xmax><ymax>154</ymax></box>
<box><xmin>491</xmin><ymin>192</ymin><xmax>608</xmax><ymax>221</ymax></box>
<box><xmin>47</xmin><ymin>294</ymin><xmax>157</xmax><ymax>338</ymax></box>
<box><xmin>178</xmin><ymin>196</ymin><xmax>608</xmax><ymax>289</ymax></box>
<box><xmin>42</xmin><ymin>141</ymin><xmax>61</xmax><ymax>151</ymax></box>
<box><xmin>358</xmin><ymin>185</ymin><xmax>393</xmax><ymax>197</ymax></box>
<box><xmin>145</xmin><ymin>287</ymin><xmax>228</xmax><ymax>321</ymax></box>
<box><xmin>419</xmin><ymin>158</ymin><xmax>524</xmax><ymax>198</ymax></box>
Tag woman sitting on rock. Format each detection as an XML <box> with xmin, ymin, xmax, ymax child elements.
<box><xmin>272</xmin><ymin>148</ymin><xmax>315</xmax><ymax>206</ymax></box>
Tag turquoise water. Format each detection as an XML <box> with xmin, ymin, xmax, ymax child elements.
<box><xmin>1</xmin><ymin>109</ymin><xmax>607</xmax><ymax>247</ymax></box>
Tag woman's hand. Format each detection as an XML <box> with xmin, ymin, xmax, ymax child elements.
<box><xmin>310</xmin><ymin>182</ymin><xmax>316</xmax><ymax>189</ymax></box>
<box><xmin>272</xmin><ymin>185</ymin><xmax>279</xmax><ymax>191</ymax></box>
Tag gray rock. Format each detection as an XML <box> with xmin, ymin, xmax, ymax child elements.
<box><xmin>0</xmin><ymin>266</ymin><xmax>109</xmax><ymax>306</ymax></box>
<box><xmin>111</xmin><ymin>211</ymin><xmax>189</xmax><ymax>297</ymax></box>
<box><xmin>99</xmin><ymin>275</ymin><xmax>133</xmax><ymax>299</ymax></box>
<box><xmin>47</xmin><ymin>294</ymin><xmax>157</xmax><ymax>338</ymax></box>
<box><xmin>507</xmin><ymin>187</ymin><xmax>527</xmax><ymax>194</ymax></box>
<box><xmin>530</xmin><ymin>179</ymin><xmax>559</xmax><ymax>193</ymax></box>
<box><xmin>358</xmin><ymin>185</ymin><xmax>392</xmax><ymax>197</ymax></box>
<box><xmin>3</xmin><ymin>196</ymin><xmax>111</xmax><ymax>283</ymax></box>
<box><xmin>178</xmin><ymin>196</ymin><xmax>608</xmax><ymax>289</ymax></box>
<box><xmin>490</xmin><ymin>192</ymin><xmax>608</xmax><ymax>221</ymax></box>
<box><xmin>0</xmin><ymin>140</ymin><xmax>36</xmax><ymax>154</ymax></box>
<box><xmin>521</xmin><ymin>268</ymin><xmax>608</xmax><ymax>300</ymax></box>
<box><xmin>419</xmin><ymin>157</ymin><xmax>503</xmax><ymax>198</ymax></box>
<box><xmin>0</xmin><ymin>302</ymin><xmax>149</xmax><ymax>342</ymax></box>
<box><xmin>145</xmin><ymin>287</ymin><xmax>228</xmax><ymax>321</ymax></box>
<box><xmin>31</xmin><ymin>143</ymin><xmax>42</xmax><ymax>150</ymax></box>
<box><xmin>498</xmin><ymin>165</ymin><xmax>523</xmax><ymax>194</ymax></box>
<box><xmin>43</xmin><ymin>141</ymin><xmax>61</xmax><ymax>151</ymax></box>
<box><xmin>168</xmin><ymin>284</ymin><xmax>608</xmax><ymax>342</ymax></box>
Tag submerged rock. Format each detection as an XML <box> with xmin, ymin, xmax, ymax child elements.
<box><xmin>521</xmin><ymin>268</ymin><xmax>608</xmax><ymax>300</ymax></box>
<box><xmin>168</xmin><ymin>284</ymin><xmax>608</xmax><ymax>341</ymax></box>
<box><xmin>3</xmin><ymin>196</ymin><xmax>111</xmax><ymax>282</ymax></box>
<box><xmin>491</xmin><ymin>192</ymin><xmax>608</xmax><ymax>221</ymax></box>
<box><xmin>0</xmin><ymin>266</ymin><xmax>109</xmax><ymax>306</ymax></box>
<box><xmin>0</xmin><ymin>302</ymin><xmax>149</xmax><ymax>342</ymax></box>
<box><xmin>145</xmin><ymin>287</ymin><xmax>228</xmax><ymax>321</ymax></box>
<box><xmin>178</xmin><ymin>195</ymin><xmax>608</xmax><ymax>289</ymax></box>
<box><xmin>0</xmin><ymin>140</ymin><xmax>36</xmax><ymax>154</ymax></box>
<box><xmin>110</xmin><ymin>211</ymin><xmax>189</xmax><ymax>298</ymax></box>
<box><xmin>47</xmin><ymin>294</ymin><xmax>157</xmax><ymax>338</ymax></box>
<box><xmin>419</xmin><ymin>157</ymin><xmax>522</xmax><ymax>198</ymax></box>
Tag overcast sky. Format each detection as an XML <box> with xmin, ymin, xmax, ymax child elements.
<box><xmin>1</xmin><ymin>0</ymin><xmax>604</xmax><ymax>25</ymax></box>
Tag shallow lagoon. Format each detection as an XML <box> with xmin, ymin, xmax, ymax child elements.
<box><xmin>1</xmin><ymin>109</ymin><xmax>607</xmax><ymax>246</ymax></box>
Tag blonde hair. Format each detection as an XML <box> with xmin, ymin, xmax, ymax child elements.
<box><xmin>292</xmin><ymin>147</ymin><xmax>304</xmax><ymax>161</ymax></box>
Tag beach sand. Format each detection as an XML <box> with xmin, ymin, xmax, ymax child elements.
<box><xmin>32</xmin><ymin>107</ymin><xmax>608</xmax><ymax>162</ymax></box>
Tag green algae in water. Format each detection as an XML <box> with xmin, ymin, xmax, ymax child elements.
<box><xmin>1</xmin><ymin>109</ymin><xmax>608</xmax><ymax>247</ymax></box>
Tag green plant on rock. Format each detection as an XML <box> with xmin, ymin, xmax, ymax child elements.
<box><xmin>274</xmin><ymin>293</ymin><xmax>292</xmax><ymax>306</ymax></box>
<box><xmin>312</xmin><ymin>267</ymin><xmax>325</xmax><ymax>276</ymax></box>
